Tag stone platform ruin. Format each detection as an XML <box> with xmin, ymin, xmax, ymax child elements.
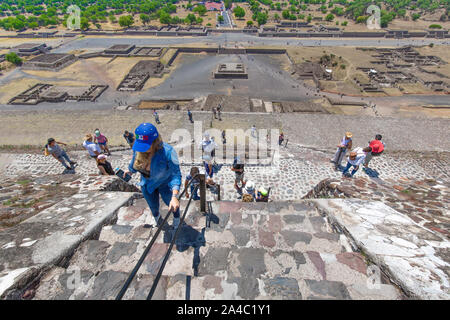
<box><xmin>103</xmin><ymin>44</ymin><xmax>163</xmax><ymax>57</ymax></box>
<box><xmin>8</xmin><ymin>83</ymin><xmax>108</xmax><ymax>105</ymax></box>
<box><xmin>23</xmin><ymin>53</ymin><xmax>77</xmax><ymax>71</ymax></box>
<box><xmin>117</xmin><ymin>60</ymin><xmax>164</xmax><ymax>91</ymax></box>
<box><xmin>214</xmin><ymin>63</ymin><xmax>248</xmax><ymax>79</ymax></box>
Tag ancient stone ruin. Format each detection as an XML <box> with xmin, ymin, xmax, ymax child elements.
<box><xmin>23</xmin><ymin>53</ymin><xmax>77</xmax><ymax>71</ymax></box>
<box><xmin>117</xmin><ymin>60</ymin><xmax>164</xmax><ymax>91</ymax></box>
<box><xmin>214</xmin><ymin>63</ymin><xmax>248</xmax><ymax>79</ymax></box>
<box><xmin>8</xmin><ymin>84</ymin><xmax>108</xmax><ymax>105</ymax></box>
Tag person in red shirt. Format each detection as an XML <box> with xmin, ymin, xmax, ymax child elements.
<box><xmin>364</xmin><ymin>134</ymin><xmax>385</xmax><ymax>169</ymax></box>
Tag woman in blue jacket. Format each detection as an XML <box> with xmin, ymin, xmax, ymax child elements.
<box><xmin>126</xmin><ymin>123</ymin><xmax>182</xmax><ymax>228</ymax></box>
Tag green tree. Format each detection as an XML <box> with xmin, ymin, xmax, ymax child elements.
<box><xmin>282</xmin><ymin>9</ymin><xmax>290</xmax><ymax>19</ymax></box>
<box><xmin>194</xmin><ymin>5</ymin><xmax>207</xmax><ymax>16</ymax></box>
<box><xmin>224</xmin><ymin>0</ymin><xmax>233</xmax><ymax>10</ymax></box>
<box><xmin>234</xmin><ymin>6</ymin><xmax>245</xmax><ymax>19</ymax></box>
<box><xmin>185</xmin><ymin>13</ymin><xmax>196</xmax><ymax>24</ymax></box>
<box><xmin>159</xmin><ymin>11</ymin><xmax>171</xmax><ymax>24</ymax></box>
<box><xmin>140</xmin><ymin>13</ymin><xmax>150</xmax><ymax>25</ymax></box>
<box><xmin>325</xmin><ymin>13</ymin><xmax>334</xmax><ymax>21</ymax></box>
<box><xmin>80</xmin><ymin>17</ymin><xmax>90</xmax><ymax>30</ymax></box>
<box><xmin>246</xmin><ymin>20</ymin><xmax>253</xmax><ymax>26</ymax></box>
<box><xmin>218</xmin><ymin>15</ymin><xmax>224</xmax><ymax>23</ymax></box>
<box><xmin>256</xmin><ymin>12</ymin><xmax>267</xmax><ymax>26</ymax></box>
<box><xmin>412</xmin><ymin>13</ymin><xmax>421</xmax><ymax>21</ymax></box>
<box><xmin>356</xmin><ymin>15</ymin><xmax>368</xmax><ymax>24</ymax></box>
<box><xmin>6</xmin><ymin>52</ymin><xmax>22</xmax><ymax>65</ymax></box>
<box><xmin>118</xmin><ymin>15</ymin><xmax>134</xmax><ymax>28</ymax></box>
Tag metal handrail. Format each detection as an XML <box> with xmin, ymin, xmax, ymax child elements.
<box><xmin>115</xmin><ymin>174</ymin><xmax>202</xmax><ymax>300</ymax></box>
<box><xmin>146</xmin><ymin>184</ymin><xmax>198</xmax><ymax>300</ymax></box>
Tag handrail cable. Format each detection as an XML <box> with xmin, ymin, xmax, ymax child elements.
<box><xmin>146</xmin><ymin>184</ymin><xmax>199</xmax><ymax>300</ymax></box>
<box><xmin>115</xmin><ymin>174</ymin><xmax>201</xmax><ymax>300</ymax></box>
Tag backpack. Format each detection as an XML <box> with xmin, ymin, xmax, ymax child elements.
<box><xmin>242</xmin><ymin>194</ymin><xmax>254</xmax><ymax>202</ymax></box>
<box><xmin>44</xmin><ymin>144</ymin><xmax>50</xmax><ymax>156</ymax></box>
<box><xmin>369</xmin><ymin>140</ymin><xmax>384</xmax><ymax>154</ymax></box>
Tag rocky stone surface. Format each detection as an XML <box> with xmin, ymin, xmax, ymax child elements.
<box><xmin>33</xmin><ymin>199</ymin><xmax>403</xmax><ymax>300</ymax></box>
<box><xmin>0</xmin><ymin>191</ymin><xmax>138</xmax><ymax>299</ymax></box>
<box><xmin>0</xmin><ymin>175</ymin><xmax>79</xmax><ymax>230</ymax></box>
<box><xmin>304</xmin><ymin>177</ymin><xmax>449</xmax><ymax>239</ymax></box>
<box><xmin>312</xmin><ymin>199</ymin><xmax>450</xmax><ymax>300</ymax></box>
<box><xmin>0</xmin><ymin>174</ymin><xmax>139</xmax><ymax>230</ymax></box>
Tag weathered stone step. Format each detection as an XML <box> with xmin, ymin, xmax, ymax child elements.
<box><xmin>0</xmin><ymin>191</ymin><xmax>138</xmax><ymax>299</ymax></box>
<box><xmin>33</xmin><ymin>265</ymin><xmax>185</xmax><ymax>300</ymax></box>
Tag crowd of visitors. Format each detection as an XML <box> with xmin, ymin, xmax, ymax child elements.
<box><xmin>44</xmin><ymin>105</ymin><xmax>384</xmax><ymax>222</ymax></box>
<box><xmin>332</xmin><ymin>132</ymin><xmax>385</xmax><ymax>177</ymax></box>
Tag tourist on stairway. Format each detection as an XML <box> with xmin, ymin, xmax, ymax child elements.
<box><xmin>126</xmin><ymin>123</ymin><xmax>182</xmax><ymax>229</ymax></box>
<box><xmin>364</xmin><ymin>134</ymin><xmax>385</xmax><ymax>170</ymax></box>
<box><xmin>243</xmin><ymin>180</ymin><xmax>256</xmax><ymax>201</ymax></box>
<box><xmin>231</xmin><ymin>156</ymin><xmax>246</xmax><ymax>197</ymax></box>
<box><xmin>45</xmin><ymin>138</ymin><xmax>77</xmax><ymax>170</ymax></box>
<box><xmin>185</xmin><ymin>167</ymin><xmax>201</xmax><ymax>200</ymax></box>
<box><xmin>279</xmin><ymin>132</ymin><xmax>284</xmax><ymax>146</ymax></box>
<box><xmin>153</xmin><ymin>109</ymin><xmax>161</xmax><ymax>124</ymax></box>
<box><xmin>331</xmin><ymin>131</ymin><xmax>353</xmax><ymax>170</ymax></box>
<box><xmin>251</xmin><ymin>125</ymin><xmax>257</xmax><ymax>138</ymax></box>
<box><xmin>83</xmin><ymin>134</ymin><xmax>101</xmax><ymax>159</ymax></box>
<box><xmin>342</xmin><ymin>147</ymin><xmax>372</xmax><ymax>177</ymax></box>
<box><xmin>96</xmin><ymin>154</ymin><xmax>114</xmax><ymax>175</ymax></box>
<box><xmin>94</xmin><ymin>128</ymin><xmax>111</xmax><ymax>155</ymax></box>
<box><xmin>123</xmin><ymin>130</ymin><xmax>135</xmax><ymax>148</ymax></box>
<box><xmin>256</xmin><ymin>187</ymin><xmax>269</xmax><ymax>202</ymax></box>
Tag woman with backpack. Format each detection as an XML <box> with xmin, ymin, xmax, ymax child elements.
<box><xmin>125</xmin><ymin>123</ymin><xmax>182</xmax><ymax>229</ymax></box>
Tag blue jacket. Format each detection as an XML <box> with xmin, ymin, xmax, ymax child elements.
<box><xmin>128</xmin><ymin>142</ymin><xmax>181</xmax><ymax>194</ymax></box>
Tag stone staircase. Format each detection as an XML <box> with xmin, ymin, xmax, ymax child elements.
<box><xmin>33</xmin><ymin>198</ymin><xmax>402</xmax><ymax>300</ymax></box>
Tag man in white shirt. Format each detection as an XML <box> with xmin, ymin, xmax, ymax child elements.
<box><xmin>342</xmin><ymin>147</ymin><xmax>372</xmax><ymax>177</ymax></box>
<box><xmin>83</xmin><ymin>134</ymin><xmax>101</xmax><ymax>159</ymax></box>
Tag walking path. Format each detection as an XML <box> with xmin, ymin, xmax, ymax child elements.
<box><xmin>1</xmin><ymin>143</ymin><xmax>448</xmax><ymax>201</ymax></box>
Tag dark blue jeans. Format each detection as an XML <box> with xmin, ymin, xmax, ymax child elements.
<box><xmin>343</xmin><ymin>162</ymin><xmax>359</xmax><ymax>176</ymax></box>
<box><xmin>57</xmin><ymin>150</ymin><xmax>72</xmax><ymax>168</ymax></box>
<box><xmin>141</xmin><ymin>183</ymin><xmax>180</xmax><ymax>219</ymax></box>
<box><xmin>190</xmin><ymin>184</ymin><xmax>200</xmax><ymax>200</ymax></box>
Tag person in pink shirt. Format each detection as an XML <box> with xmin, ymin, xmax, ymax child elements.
<box><xmin>94</xmin><ymin>128</ymin><xmax>111</xmax><ymax>155</ymax></box>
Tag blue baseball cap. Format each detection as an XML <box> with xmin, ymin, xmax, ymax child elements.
<box><xmin>133</xmin><ymin>123</ymin><xmax>159</xmax><ymax>152</ymax></box>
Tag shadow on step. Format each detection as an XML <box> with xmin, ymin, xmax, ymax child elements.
<box><xmin>163</xmin><ymin>225</ymin><xmax>207</xmax><ymax>278</ymax></box>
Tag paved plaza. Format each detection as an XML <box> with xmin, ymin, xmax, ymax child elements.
<box><xmin>2</xmin><ymin>143</ymin><xmax>449</xmax><ymax>201</ymax></box>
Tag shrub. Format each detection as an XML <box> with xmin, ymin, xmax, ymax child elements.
<box><xmin>6</xmin><ymin>52</ymin><xmax>22</xmax><ymax>65</ymax></box>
